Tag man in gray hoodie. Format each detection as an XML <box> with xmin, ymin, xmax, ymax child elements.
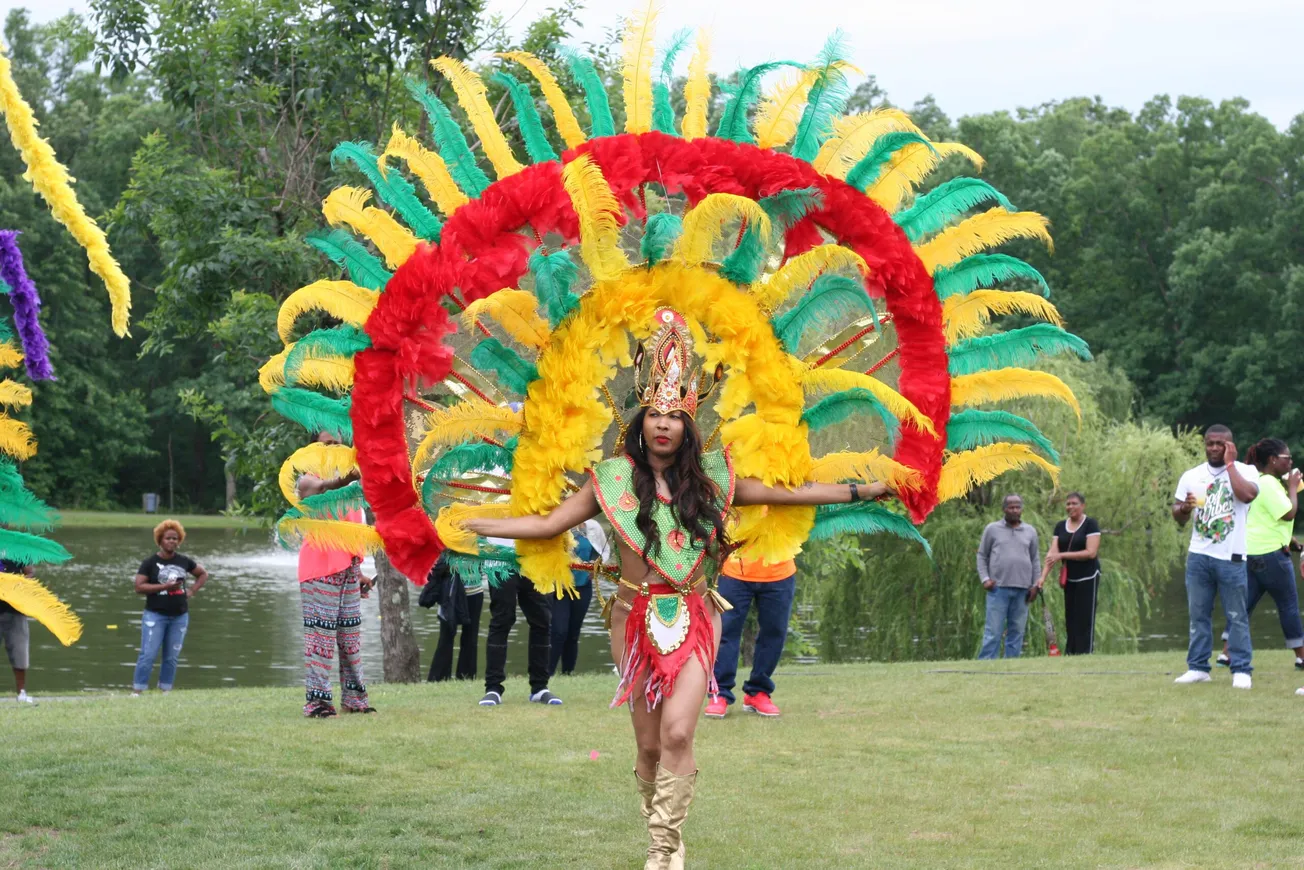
<box><xmin>977</xmin><ymin>494</ymin><xmax>1041</xmax><ymax>659</ymax></box>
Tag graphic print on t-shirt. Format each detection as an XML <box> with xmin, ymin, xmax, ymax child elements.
<box><xmin>1194</xmin><ymin>475</ymin><xmax>1235</xmax><ymax>545</ymax></box>
<box><xmin>157</xmin><ymin>563</ymin><xmax>188</xmax><ymax>595</ymax></box>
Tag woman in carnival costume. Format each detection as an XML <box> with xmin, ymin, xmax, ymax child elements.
<box><xmin>464</xmin><ymin>309</ymin><xmax>890</xmax><ymax>865</ymax></box>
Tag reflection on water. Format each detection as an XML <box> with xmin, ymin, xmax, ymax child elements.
<box><xmin>21</xmin><ymin>526</ymin><xmax>1298</xmax><ymax>691</ymax></box>
<box><xmin>26</xmin><ymin>525</ymin><xmax>613</xmax><ymax>693</ymax></box>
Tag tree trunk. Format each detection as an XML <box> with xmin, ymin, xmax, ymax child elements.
<box><xmin>374</xmin><ymin>551</ymin><xmax>421</xmax><ymax>683</ymax></box>
<box><xmin>224</xmin><ymin>458</ymin><xmax>237</xmax><ymax>512</ymax></box>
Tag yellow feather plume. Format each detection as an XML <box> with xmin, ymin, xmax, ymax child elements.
<box><xmin>674</xmin><ymin>193</ymin><xmax>772</xmax><ymax>267</ymax></box>
<box><xmin>462</xmin><ymin>290</ymin><xmax>551</xmax><ymax>349</ymax></box>
<box><xmin>0</xmin><ymin>415</ymin><xmax>36</xmax><ymax>460</ymax></box>
<box><xmin>621</xmin><ymin>0</ymin><xmax>659</xmax><ymax>135</ymax></box>
<box><xmin>0</xmin><ymin>572</ymin><xmax>82</xmax><ymax>645</ymax></box>
<box><xmin>937</xmin><ymin>443</ymin><xmax>1059</xmax><ymax>502</ymax></box>
<box><xmin>278</xmin><ymin>443</ymin><xmax>358</xmax><ymax>509</ymax></box>
<box><xmin>950</xmin><ymin>368</ymin><xmax>1081</xmax><ymax>419</ymax></box>
<box><xmin>292</xmin><ymin>355</ymin><xmax>355</xmax><ymax>393</ymax></box>
<box><xmin>867</xmin><ymin>141</ymin><xmax>984</xmax><ymax>213</ymax></box>
<box><xmin>380</xmin><ymin>124</ymin><xmax>468</xmax><ymax>216</ymax></box>
<box><xmin>411</xmin><ymin>402</ymin><xmax>524</xmax><ymax>477</ymax></box>
<box><xmin>497</xmin><ymin>52</ymin><xmax>587</xmax><ymax>150</ymax></box>
<box><xmin>754</xmin><ymin>68</ymin><xmax>821</xmax><ymax>150</ymax></box>
<box><xmin>942</xmin><ymin>290</ymin><xmax>1063</xmax><ymax>344</ymax></box>
<box><xmin>0</xmin><ymin>379</ymin><xmax>32</xmax><ymax>408</ymax></box>
<box><xmin>812</xmin><ymin>109</ymin><xmax>922</xmax><ymax>178</ymax></box>
<box><xmin>561</xmin><ymin>154</ymin><xmax>630</xmax><ymax>281</ymax></box>
<box><xmin>915</xmin><ymin>207</ymin><xmax>1053</xmax><ymax>274</ymax></box>
<box><xmin>431</xmin><ymin>57</ymin><xmax>523</xmax><ymax>180</ymax></box>
<box><xmin>259</xmin><ymin>345</ymin><xmax>292</xmax><ymax>393</ymax></box>
<box><xmin>278</xmin><ymin>516</ymin><xmax>382</xmax><ymax>555</ymax></box>
<box><xmin>752</xmin><ymin>245</ymin><xmax>868</xmax><ymax>312</ymax></box>
<box><xmin>322</xmin><ymin>186</ymin><xmax>419</xmax><ymax>268</ymax></box>
<box><xmin>435</xmin><ymin>502</ymin><xmax>513</xmax><ymax>555</ymax></box>
<box><xmin>801</xmin><ymin>367</ymin><xmax>936</xmax><ymax>436</ymax></box>
<box><xmin>0</xmin><ymin>341</ymin><xmax>22</xmax><ymax>370</ymax></box>
<box><xmin>277</xmin><ymin>280</ymin><xmax>379</xmax><ymax>343</ymax></box>
<box><xmin>681</xmin><ymin>31</ymin><xmax>712</xmax><ymax>141</ymax></box>
<box><xmin>809</xmin><ymin>449</ymin><xmax>924</xmax><ymax>494</ymax></box>
<box><xmin>0</xmin><ymin>45</ymin><xmax>131</xmax><ymax>336</ymax></box>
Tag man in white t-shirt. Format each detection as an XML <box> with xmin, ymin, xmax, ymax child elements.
<box><xmin>1171</xmin><ymin>425</ymin><xmax>1259</xmax><ymax>688</ymax></box>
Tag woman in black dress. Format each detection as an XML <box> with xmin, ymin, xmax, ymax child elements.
<box><xmin>1041</xmin><ymin>492</ymin><xmax>1102</xmax><ymax>654</ymax></box>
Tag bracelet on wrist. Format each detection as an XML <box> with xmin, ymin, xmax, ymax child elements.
<box><xmin>849</xmin><ymin>483</ymin><xmax>860</xmax><ymax>503</ymax></box>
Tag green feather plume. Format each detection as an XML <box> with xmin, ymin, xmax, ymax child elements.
<box><xmin>284</xmin><ymin>325</ymin><xmax>372</xmax><ymax>384</ymax></box>
<box><xmin>331</xmin><ymin>141</ymin><xmax>443</xmax><ymax>241</ymax></box>
<box><xmin>405</xmin><ymin>77</ymin><xmax>491</xmax><ymax>197</ymax></box>
<box><xmin>300</xmin><ymin>480</ymin><xmax>367</xmax><ymax>519</ymax></box>
<box><xmin>270</xmin><ymin>388</ymin><xmax>353</xmax><ymax>443</ymax></box>
<box><xmin>429</xmin><ymin>439</ymin><xmax>516</xmax><ymax>481</ymax></box>
<box><xmin>932</xmin><ymin>253</ymin><xmax>1051</xmax><ymax>300</ymax></box>
<box><xmin>0</xmin><ymin>315</ymin><xmax>14</xmax><ymax>343</ymax></box>
<box><xmin>945</xmin><ymin>409</ymin><xmax>1060</xmax><ymax>463</ymax></box>
<box><xmin>0</xmin><ymin>460</ymin><xmax>56</xmax><ymax>531</ymax></box>
<box><xmin>491</xmin><ymin>71</ymin><xmax>558</xmax><ymax>164</ymax></box>
<box><xmin>720</xmin><ymin>187</ymin><xmax>823</xmax><ymax>284</ymax></box>
<box><xmin>446</xmin><ymin>549</ymin><xmax>520</xmax><ymax>589</ymax></box>
<box><xmin>652</xmin><ymin>28</ymin><xmax>694</xmax><ymax>135</ymax></box>
<box><xmin>306</xmin><ymin>229</ymin><xmax>392</xmax><ymax>291</ymax></box>
<box><xmin>845</xmin><ymin>132</ymin><xmax>936</xmax><ymax>192</ymax></box>
<box><xmin>716</xmin><ymin>61</ymin><xmax>802</xmax><ymax>144</ymax></box>
<box><xmin>800</xmin><ymin>387</ymin><xmax>898</xmax><ymax>444</ymax></box>
<box><xmin>642</xmin><ymin>213</ymin><xmax>683</xmax><ymax>266</ymax></box>
<box><xmin>810</xmin><ymin>501</ymin><xmax>931</xmax><ymax>555</ymax></box>
<box><xmin>947</xmin><ymin>325</ymin><xmax>1091</xmax><ymax>376</ymax></box>
<box><xmin>0</xmin><ymin>527</ymin><xmax>71</xmax><ymax>565</ymax></box>
<box><xmin>773</xmin><ymin>273</ymin><xmax>876</xmax><ymax>353</ymax></box>
<box><xmin>790</xmin><ymin>31</ymin><xmax>854</xmax><ymax>162</ymax></box>
<box><xmin>470</xmin><ymin>338</ymin><xmax>539</xmax><ymax>395</ymax></box>
<box><xmin>560</xmin><ymin>48</ymin><xmax>615</xmax><ymax>138</ymax></box>
<box><xmin>530</xmin><ymin>248</ymin><xmax>580</xmax><ymax>327</ymax></box>
<box><xmin>895</xmin><ymin>178</ymin><xmax>1015</xmax><ymax>242</ymax></box>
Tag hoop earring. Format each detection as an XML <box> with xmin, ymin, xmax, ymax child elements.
<box><xmin>639</xmin><ymin>432</ymin><xmax>645</xmax><ymax>453</ymax></box>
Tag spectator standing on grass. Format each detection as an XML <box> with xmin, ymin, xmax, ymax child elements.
<box><xmin>977</xmin><ymin>494</ymin><xmax>1041</xmax><ymax>659</ymax></box>
<box><xmin>131</xmin><ymin>520</ymin><xmax>208</xmax><ymax>695</ymax></box>
<box><xmin>1172</xmin><ymin>425</ymin><xmax>1258</xmax><ymax>689</ymax></box>
<box><xmin>549</xmin><ymin>520</ymin><xmax>607</xmax><ymax>678</ymax></box>
<box><xmin>1214</xmin><ymin>438</ymin><xmax>1304</xmax><ymax>672</ymax></box>
<box><xmin>0</xmin><ymin>560</ymin><xmax>37</xmax><ymax>704</ymax></box>
<box><xmin>1040</xmin><ymin>492</ymin><xmax>1103</xmax><ymax>655</ymax></box>
<box><xmin>426</xmin><ymin>552</ymin><xmax>486</xmax><ymax>682</ymax></box>
<box><xmin>705</xmin><ymin>550</ymin><xmax>797</xmax><ymax>719</ymax></box>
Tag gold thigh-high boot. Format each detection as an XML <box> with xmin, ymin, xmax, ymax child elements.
<box><xmin>644</xmin><ymin>764</ymin><xmax>696</xmax><ymax>870</ymax></box>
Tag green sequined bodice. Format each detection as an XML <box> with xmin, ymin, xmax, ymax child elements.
<box><xmin>589</xmin><ymin>450</ymin><xmax>734</xmax><ymax>589</ymax></box>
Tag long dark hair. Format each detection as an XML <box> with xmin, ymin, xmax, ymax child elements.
<box><xmin>623</xmin><ymin>407</ymin><xmax>731</xmax><ymax>562</ymax></box>
<box><xmin>1245</xmin><ymin>437</ymin><xmax>1288</xmax><ymax>472</ymax></box>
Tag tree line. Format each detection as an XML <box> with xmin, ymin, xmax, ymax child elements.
<box><xmin>2</xmin><ymin>1</ymin><xmax>1300</xmax><ymax>516</ymax></box>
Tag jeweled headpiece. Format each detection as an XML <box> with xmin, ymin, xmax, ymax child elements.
<box><xmin>634</xmin><ymin>308</ymin><xmax>722</xmax><ymax>418</ymax></box>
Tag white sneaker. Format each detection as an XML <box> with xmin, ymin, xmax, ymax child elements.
<box><xmin>1174</xmin><ymin>670</ymin><xmax>1211</xmax><ymax>684</ymax></box>
<box><xmin>1295</xmin><ymin>687</ymin><xmax>1304</xmax><ymax>696</ymax></box>
<box><xmin>1232</xmin><ymin>673</ymin><xmax>1252</xmax><ymax>690</ymax></box>
<box><xmin>16</xmin><ymin>690</ymin><xmax>35</xmax><ymax>705</ymax></box>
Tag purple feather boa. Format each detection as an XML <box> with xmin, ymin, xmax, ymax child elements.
<box><xmin>0</xmin><ymin>231</ymin><xmax>53</xmax><ymax>380</ymax></box>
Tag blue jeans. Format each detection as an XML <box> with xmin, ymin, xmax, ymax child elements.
<box><xmin>713</xmin><ymin>575</ymin><xmax>796</xmax><ymax>704</ymax></box>
<box><xmin>133</xmin><ymin>611</ymin><xmax>189</xmax><ymax>691</ymax></box>
<box><xmin>1186</xmin><ymin>552</ymin><xmax>1251</xmax><ymax>674</ymax></box>
<box><xmin>978</xmin><ymin>586</ymin><xmax>1029</xmax><ymax>659</ymax></box>
<box><xmin>1248</xmin><ymin>550</ymin><xmax>1304</xmax><ymax>648</ymax></box>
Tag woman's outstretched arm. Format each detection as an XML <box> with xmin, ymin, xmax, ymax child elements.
<box><xmin>733</xmin><ymin>478</ymin><xmax>891</xmax><ymax>507</ymax></box>
<box><xmin>464</xmin><ymin>478</ymin><xmax>601</xmax><ymax>540</ymax></box>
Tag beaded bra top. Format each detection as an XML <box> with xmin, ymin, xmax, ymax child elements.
<box><xmin>589</xmin><ymin>450</ymin><xmax>735</xmax><ymax>589</ymax></box>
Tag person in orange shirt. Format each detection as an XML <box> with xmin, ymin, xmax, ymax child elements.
<box><xmin>704</xmin><ymin>553</ymin><xmax>796</xmax><ymax>718</ymax></box>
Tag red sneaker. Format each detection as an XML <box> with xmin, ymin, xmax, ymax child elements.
<box><xmin>704</xmin><ymin>695</ymin><xmax>728</xmax><ymax>718</ymax></box>
<box><xmin>743</xmin><ymin>692</ymin><xmax>781</xmax><ymax>717</ymax></box>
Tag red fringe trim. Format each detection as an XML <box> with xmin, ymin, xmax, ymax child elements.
<box><xmin>612</xmin><ymin>588</ymin><xmax>718</xmax><ymax>711</ymax></box>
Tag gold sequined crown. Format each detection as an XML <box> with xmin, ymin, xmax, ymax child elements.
<box><xmin>634</xmin><ymin>309</ymin><xmax>722</xmax><ymax>418</ymax></box>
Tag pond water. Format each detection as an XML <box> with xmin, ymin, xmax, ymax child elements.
<box><xmin>15</xmin><ymin>526</ymin><xmax>1301</xmax><ymax>693</ymax></box>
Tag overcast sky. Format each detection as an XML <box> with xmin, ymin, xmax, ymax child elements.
<box><xmin>12</xmin><ymin>0</ymin><xmax>1301</xmax><ymax>128</ymax></box>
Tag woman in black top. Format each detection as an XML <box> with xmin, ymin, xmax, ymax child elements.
<box><xmin>131</xmin><ymin>520</ymin><xmax>209</xmax><ymax>695</ymax></box>
<box><xmin>1040</xmin><ymin>492</ymin><xmax>1102</xmax><ymax>654</ymax></box>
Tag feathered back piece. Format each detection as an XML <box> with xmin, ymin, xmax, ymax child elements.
<box><xmin>257</xmin><ymin>3</ymin><xmax>1088</xmax><ymax>590</ymax></box>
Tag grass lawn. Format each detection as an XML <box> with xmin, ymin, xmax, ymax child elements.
<box><xmin>3</xmin><ymin>651</ymin><xmax>1303</xmax><ymax>869</ymax></box>
<box><xmin>56</xmin><ymin>511</ymin><xmax>261</xmax><ymax>530</ymax></box>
